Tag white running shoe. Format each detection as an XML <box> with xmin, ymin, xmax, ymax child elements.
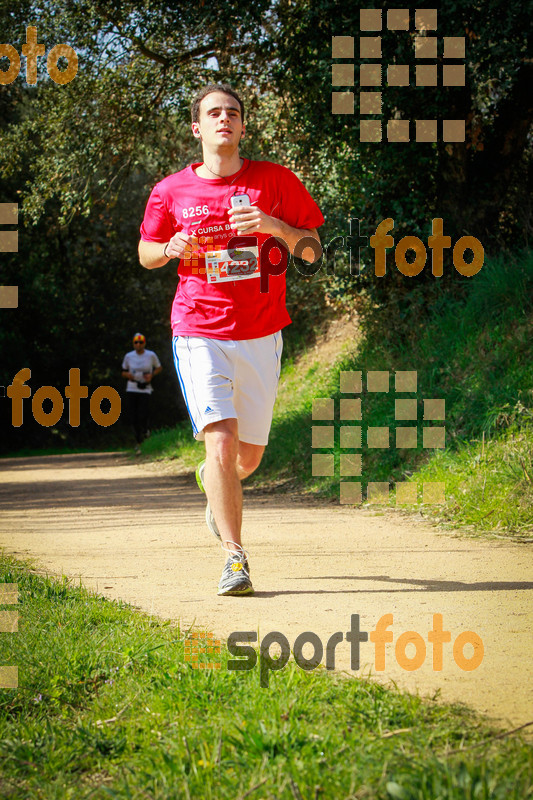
<box><xmin>217</xmin><ymin>548</ymin><xmax>254</xmax><ymax>596</ymax></box>
<box><xmin>195</xmin><ymin>460</ymin><xmax>222</xmax><ymax>541</ymax></box>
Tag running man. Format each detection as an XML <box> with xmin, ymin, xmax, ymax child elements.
<box><xmin>138</xmin><ymin>83</ymin><xmax>323</xmax><ymax>595</ymax></box>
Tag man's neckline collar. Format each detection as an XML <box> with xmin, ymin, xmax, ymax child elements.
<box><xmin>191</xmin><ymin>158</ymin><xmax>249</xmax><ymax>183</ymax></box>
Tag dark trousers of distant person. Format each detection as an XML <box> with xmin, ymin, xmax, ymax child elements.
<box><xmin>126</xmin><ymin>392</ymin><xmax>150</xmax><ymax>444</ymax></box>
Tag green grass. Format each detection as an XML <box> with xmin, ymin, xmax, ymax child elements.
<box><xmin>0</xmin><ymin>445</ymin><xmax>127</xmax><ymax>460</ymax></box>
<box><xmin>1</xmin><ymin>556</ymin><xmax>532</xmax><ymax>799</ymax></box>
<box><xmin>408</xmin><ymin>427</ymin><xmax>533</xmax><ymax>536</ymax></box>
<box><xmin>139</xmin><ymin>422</ymin><xmax>203</xmax><ymax>471</ymax></box>
<box><xmin>252</xmin><ymin>250</ymin><xmax>533</xmax><ymax>536</ymax></box>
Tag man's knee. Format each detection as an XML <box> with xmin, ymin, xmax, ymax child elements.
<box><xmin>204</xmin><ymin>419</ymin><xmax>239</xmax><ymax>469</ymax></box>
<box><xmin>238</xmin><ymin>443</ymin><xmax>265</xmax><ymax>476</ymax></box>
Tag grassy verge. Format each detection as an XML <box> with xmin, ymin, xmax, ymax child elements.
<box><xmin>294</xmin><ymin>250</ymin><xmax>533</xmax><ymax>537</ymax></box>
<box><xmin>139</xmin><ymin>422</ymin><xmax>202</xmax><ymax>471</ymax></box>
<box><xmin>1</xmin><ymin>556</ymin><xmax>532</xmax><ymax>799</ymax></box>
<box><xmin>0</xmin><ymin>445</ymin><xmax>127</xmax><ymax>460</ymax></box>
<box><xmin>409</xmin><ymin>428</ymin><xmax>533</xmax><ymax>537</ymax></box>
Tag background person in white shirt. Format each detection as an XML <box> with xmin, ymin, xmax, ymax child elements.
<box><xmin>121</xmin><ymin>333</ymin><xmax>162</xmax><ymax>450</ymax></box>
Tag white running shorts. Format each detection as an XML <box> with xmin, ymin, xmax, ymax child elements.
<box><xmin>172</xmin><ymin>332</ymin><xmax>283</xmax><ymax>445</ymax></box>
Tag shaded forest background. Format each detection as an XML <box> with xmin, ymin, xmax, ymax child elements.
<box><xmin>0</xmin><ymin>0</ymin><xmax>531</xmax><ymax>452</ymax></box>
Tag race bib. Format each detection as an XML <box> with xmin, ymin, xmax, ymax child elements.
<box><xmin>204</xmin><ymin>245</ymin><xmax>260</xmax><ymax>284</ymax></box>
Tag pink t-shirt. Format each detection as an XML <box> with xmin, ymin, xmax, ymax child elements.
<box><xmin>140</xmin><ymin>159</ymin><xmax>324</xmax><ymax>340</ymax></box>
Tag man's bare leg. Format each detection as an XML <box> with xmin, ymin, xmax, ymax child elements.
<box><xmin>203</xmin><ymin>418</ymin><xmax>264</xmax><ymax>552</ymax></box>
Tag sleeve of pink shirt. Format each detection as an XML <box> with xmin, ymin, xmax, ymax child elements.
<box><xmin>140</xmin><ymin>184</ymin><xmax>176</xmax><ymax>243</ymax></box>
<box><xmin>273</xmin><ymin>165</ymin><xmax>325</xmax><ymax>231</ymax></box>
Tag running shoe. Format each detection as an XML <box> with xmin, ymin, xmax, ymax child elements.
<box><xmin>218</xmin><ymin>550</ymin><xmax>254</xmax><ymax>596</ymax></box>
<box><xmin>195</xmin><ymin>460</ymin><xmax>221</xmax><ymax>541</ymax></box>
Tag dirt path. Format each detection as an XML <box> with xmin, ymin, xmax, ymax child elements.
<box><xmin>1</xmin><ymin>452</ymin><xmax>532</xmax><ymax>729</ymax></box>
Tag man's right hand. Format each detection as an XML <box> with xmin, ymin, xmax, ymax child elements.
<box><xmin>139</xmin><ymin>234</ymin><xmax>199</xmax><ymax>270</ymax></box>
<box><xmin>164</xmin><ymin>232</ymin><xmax>199</xmax><ymax>261</ymax></box>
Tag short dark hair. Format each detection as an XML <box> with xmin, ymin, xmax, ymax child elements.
<box><xmin>191</xmin><ymin>84</ymin><xmax>245</xmax><ymax>123</ymax></box>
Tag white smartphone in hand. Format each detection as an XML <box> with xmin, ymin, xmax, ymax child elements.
<box><xmin>230</xmin><ymin>193</ymin><xmax>251</xmax><ymax>208</ymax></box>
<box><xmin>230</xmin><ymin>193</ymin><xmax>252</xmax><ymax>233</ymax></box>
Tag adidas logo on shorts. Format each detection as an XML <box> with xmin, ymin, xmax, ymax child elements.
<box><xmin>205</xmin><ymin>405</ymin><xmax>214</xmax><ymax>413</ymax></box>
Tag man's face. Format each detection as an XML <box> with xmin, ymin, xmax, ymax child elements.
<box><xmin>133</xmin><ymin>337</ymin><xmax>145</xmax><ymax>352</ymax></box>
<box><xmin>192</xmin><ymin>91</ymin><xmax>244</xmax><ymax>151</ymax></box>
